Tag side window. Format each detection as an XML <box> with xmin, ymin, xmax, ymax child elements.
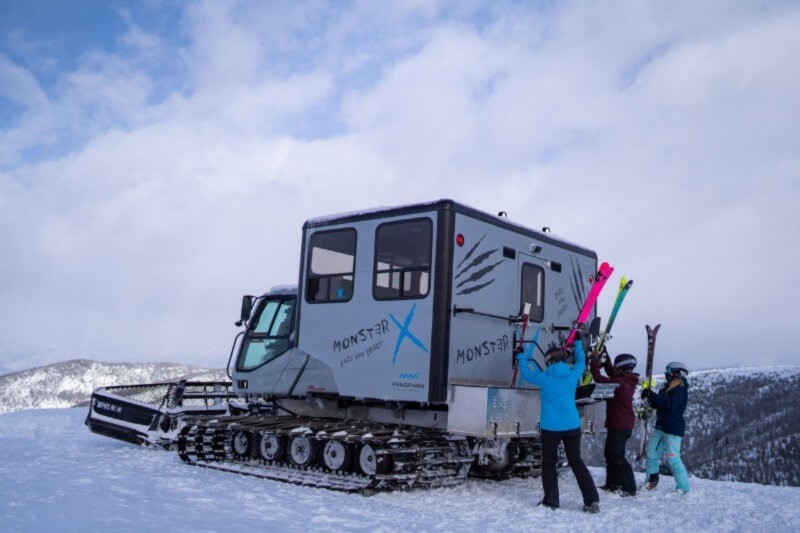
<box><xmin>306</xmin><ymin>228</ymin><xmax>356</xmax><ymax>303</ymax></box>
<box><xmin>521</xmin><ymin>263</ymin><xmax>544</xmax><ymax>322</ymax></box>
<box><xmin>373</xmin><ymin>218</ymin><xmax>432</xmax><ymax>300</ymax></box>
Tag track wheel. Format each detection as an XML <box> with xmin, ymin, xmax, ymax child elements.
<box><xmin>259</xmin><ymin>433</ymin><xmax>284</xmax><ymax>462</ymax></box>
<box><xmin>357</xmin><ymin>443</ymin><xmax>391</xmax><ymax>476</ymax></box>
<box><xmin>322</xmin><ymin>440</ymin><xmax>352</xmax><ymax>472</ymax></box>
<box><xmin>232</xmin><ymin>430</ymin><xmax>252</xmax><ymax>457</ymax></box>
<box><xmin>289</xmin><ymin>436</ymin><xmax>316</xmax><ymax>467</ymax></box>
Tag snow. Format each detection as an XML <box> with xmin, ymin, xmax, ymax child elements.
<box><xmin>268</xmin><ymin>284</ymin><xmax>298</xmax><ymax>295</ymax></box>
<box><xmin>2</xmin><ymin>409</ymin><xmax>800</xmax><ymax>532</ymax></box>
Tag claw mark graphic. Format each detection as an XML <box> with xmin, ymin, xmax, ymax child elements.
<box><xmin>458</xmin><ymin>278</ymin><xmax>496</xmax><ymax>295</ymax></box>
<box><xmin>455</xmin><ymin>235</ymin><xmax>486</xmax><ymax>270</ymax></box>
<box><xmin>456</xmin><ymin>260</ymin><xmax>503</xmax><ymax>289</ymax></box>
<box><xmin>454</xmin><ymin>234</ymin><xmax>502</xmax><ymax>296</ymax></box>
<box><xmin>456</xmin><ymin>249</ymin><xmax>498</xmax><ymax>279</ymax></box>
<box><xmin>570</xmin><ymin>257</ymin><xmax>585</xmax><ymax>310</ymax></box>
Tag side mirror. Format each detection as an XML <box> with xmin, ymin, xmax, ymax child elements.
<box><xmin>236</xmin><ymin>295</ymin><xmax>256</xmax><ymax>327</ymax></box>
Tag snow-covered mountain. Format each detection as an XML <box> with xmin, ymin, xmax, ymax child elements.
<box><xmin>0</xmin><ymin>359</ymin><xmax>227</xmax><ymax>414</ymax></box>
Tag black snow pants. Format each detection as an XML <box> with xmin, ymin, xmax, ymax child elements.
<box><xmin>604</xmin><ymin>428</ymin><xmax>637</xmax><ymax>494</ymax></box>
<box><xmin>540</xmin><ymin>428</ymin><xmax>599</xmax><ymax>508</ymax></box>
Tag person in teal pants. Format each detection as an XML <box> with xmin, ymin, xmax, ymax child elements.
<box><xmin>640</xmin><ymin>361</ymin><xmax>690</xmax><ymax>494</ymax></box>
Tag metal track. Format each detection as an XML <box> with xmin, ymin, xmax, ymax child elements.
<box><xmin>177</xmin><ymin>415</ymin><xmax>474</xmax><ymax>493</ymax></box>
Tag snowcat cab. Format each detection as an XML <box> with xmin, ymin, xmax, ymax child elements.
<box><xmin>228</xmin><ymin>286</ymin><xmax>298</xmax><ymax>398</ymax></box>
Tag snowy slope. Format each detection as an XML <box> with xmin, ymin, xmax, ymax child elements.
<box><xmin>2</xmin><ymin>408</ymin><xmax>799</xmax><ymax>533</ymax></box>
<box><xmin>0</xmin><ymin>360</ymin><xmax>227</xmax><ymax>414</ymax></box>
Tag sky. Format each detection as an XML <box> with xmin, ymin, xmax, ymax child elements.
<box><xmin>1</xmin><ymin>0</ymin><xmax>798</xmax><ymax>373</ymax></box>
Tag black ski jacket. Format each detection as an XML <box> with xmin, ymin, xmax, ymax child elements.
<box><xmin>645</xmin><ymin>378</ymin><xmax>688</xmax><ymax>437</ymax></box>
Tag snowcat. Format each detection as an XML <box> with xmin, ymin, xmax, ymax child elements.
<box><xmin>86</xmin><ymin>199</ymin><xmax>616</xmax><ymax>491</ymax></box>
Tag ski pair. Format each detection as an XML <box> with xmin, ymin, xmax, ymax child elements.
<box><xmin>636</xmin><ymin>323</ymin><xmax>661</xmax><ymax>462</ymax></box>
<box><xmin>581</xmin><ymin>276</ymin><xmax>633</xmax><ymax>384</ymax></box>
<box><xmin>595</xmin><ymin>277</ymin><xmax>633</xmax><ymax>354</ymax></box>
<box><xmin>564</xmin><ymin>262</ymin><xmax>614</xmax><ymax>350</ymax></box>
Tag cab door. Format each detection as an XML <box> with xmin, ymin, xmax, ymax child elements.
<box><xmin>517</xmin><ymin>254</ymin><xmax>546</xmax><ymax>371</ymax></box>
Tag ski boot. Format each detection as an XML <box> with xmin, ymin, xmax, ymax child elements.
<box><xmin>583</xmin><ymin>502</ymin><xmax>600</xmax><ymax>513</ymax></box>
<box><xmin>537</xmin><ymin>499</ymin><xmax>558</xmax><ymax>510</ymax></box>
<box><xmin>641</xmin><ymin>473</ymin><xmax>659</xmax><ymax>491</ymax></box>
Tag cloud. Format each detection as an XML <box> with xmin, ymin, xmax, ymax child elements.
<box><xmin>0</xmin><ymin>54</ymin><xmax>48</xmax><ymax>109</ymax></box>
<box><xmin>0</xmin><ymin>1</ymin><xmax>798</xmax><ymax>371</ymax></box>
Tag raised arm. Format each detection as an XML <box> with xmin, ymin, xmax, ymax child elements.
<box><xmin>589</xmin><ymin>353</ymin><xmax>613</xmax><ymax>384</ymax></box>
<box><xmin>516</xmin><ymin>353</ymin><xmax>546</xmax><ymax>386</ymax></box>
<box><xmin>571</xmin><ymin>341</ymin><xmax>586</xmax><ymax>380</ymax></box>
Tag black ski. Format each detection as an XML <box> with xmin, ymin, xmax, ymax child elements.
<box><xmin>636</xmin><ymin>323</ymin><xmax>661</xmax><ymax>461</ymax></box>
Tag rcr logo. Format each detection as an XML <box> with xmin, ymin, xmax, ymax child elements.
<box><xmin>94</xmin><ymin>399</ymin><xmax>123</xmax><ymax>414</ymax></box>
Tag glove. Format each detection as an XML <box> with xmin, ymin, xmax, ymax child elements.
<box><xmin>640</xmin><ymin>388</ymin><xmax>649</xmax><ymax>400</ymax></box>
<box><xmin>573</xmin><ymin>330</ymin><xmax>582</xmax><ymax>342</ymax></box>
<box><xmin>599</xmin><ymin>347</ymin><xmax>609</xmax><ymax>365</ymax></box>
<box><xmin>516</xmin><ymin>353</ymin><xmax>527</xmax><ymax>366</ymax></box>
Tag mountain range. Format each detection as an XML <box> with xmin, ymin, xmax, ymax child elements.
<box><xmin>1</xmin><ymin>360</ymin><xmax>797</xmax><ymax>486</ymax></box>
<box><xmin>0</xmin><ymin>359</ymin><xmax>226</xmax><ymax>415</ymax></box>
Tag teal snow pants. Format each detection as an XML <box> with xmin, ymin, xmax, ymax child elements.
<box><xmin>646</xmin><ymin>428</ymin><xmax>690</xmax><ymax>492</ymax></box>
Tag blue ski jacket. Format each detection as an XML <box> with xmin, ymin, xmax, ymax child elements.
<box><xmin>516</xmin><ymin>342</ymin><xmax>585</xmax><ymax>431</ymax></box>
<box><xmin>645</xmin><ymin>378</ymin><xmax>688</xmax><ymax>437</ymax></box>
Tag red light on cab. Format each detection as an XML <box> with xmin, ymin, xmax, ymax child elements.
<box><xmin>456</xmin><ymin>234</ymin><xmax>465</xmax><ymax>247</ymax></box>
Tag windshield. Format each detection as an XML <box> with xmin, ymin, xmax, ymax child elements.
<box><xmin>237</xmin><ymin>296</ymin><xmax>296</xmax><ymax>371</ymax></box>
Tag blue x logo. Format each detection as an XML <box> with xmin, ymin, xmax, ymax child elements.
<box><xmin>389</xmin><ymin>303</ymin><xmax>429</xmax><ymax>365</ymax></box>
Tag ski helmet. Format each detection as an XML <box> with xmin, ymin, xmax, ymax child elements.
<box><xmin>665</xmin><ymin>361</ymin><xmax>688</xmax><ymax>378</ymax></box>
<box><xmin>613</xmin><ymin>353</ymin><xmax>637</xmax><ymax>371</ymax></box>
<box><xmin>545</xmin><ymin>347</ymin><xmax>569</xmax><ymax>366</ymax></box>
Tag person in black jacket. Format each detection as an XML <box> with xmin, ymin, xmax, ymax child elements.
<box><xmin>517</xmin><ymin>338</ymin><xmax>600</xmax><ymax>513</ymax></box>
<box><xmin>640</xmin><ymin>361</ymin><xmax>690</xmax><ymax>494</ymax></box>
<box><xmin>590</xmin><ymin>350</ymin><xmax>639</xmax><ymax>497</ymax></box>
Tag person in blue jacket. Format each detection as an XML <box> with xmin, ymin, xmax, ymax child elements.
<box><xmin>517</xmin><ymin>336</ymin><xmax>600</xmax><ymax>513</ymax></box>
<box><xmin>640</xmin><ymin>361</ymin><xmax>690</xmax><ymax>494</ymax></box>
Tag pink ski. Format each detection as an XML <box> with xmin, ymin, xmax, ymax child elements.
<box><xmin>564</xmin><ymin>262</ymin><xmax>614</xmax><ymax>348</ymax></box>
